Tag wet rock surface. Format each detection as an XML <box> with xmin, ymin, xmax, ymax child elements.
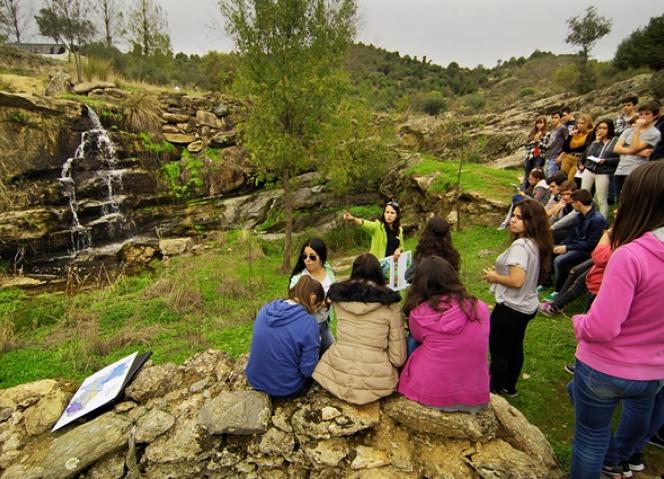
<box><xmin>0</xmin><ymin>350</ymin><xmax>561</xmax><ymax>478</ymax></box>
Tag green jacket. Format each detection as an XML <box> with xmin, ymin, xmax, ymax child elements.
<box><xmin>360</xmin><ymin>219</ymin><xmax>403</xmax><ymax>259</ymax></box>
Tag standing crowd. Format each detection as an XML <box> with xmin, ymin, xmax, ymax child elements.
<box><xmin>244</xmin><ymin>97</ymin><xmax>664</xmax><ymax>479</ymax></box>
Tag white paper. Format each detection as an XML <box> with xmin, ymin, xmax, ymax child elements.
<box><xmin>380</xmin><ymin>250</ymin><xmax>412</xmax><ymax>291</ymax></box>
<box><xmin>52</xmin><ymin>352</ymin><xmax>137</xmax><ymax>431</ymax></box>
<box><xmin>586</xmin><ymin>155</ymin><xmax>603</xmax><ymax>163</ymax></box>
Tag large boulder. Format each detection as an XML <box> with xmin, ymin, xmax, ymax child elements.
<box><xmin>198</xmin><ymin>390</ymin><xmax>272</xmax><ymax>435</ymax></box>
<box><xmin>0</xmin><ymin>352</ymin><xmax>561</xmax><ymax>479</ymax></box>
<box><xmin>383</xmin><ymin>395</ymin><xmax>497</xmax><ymax>441</ymax></box>
<box><xmin>41</xmin><ymin>413</ymin><xmax>131</xmax><ymax>479</ymax></box>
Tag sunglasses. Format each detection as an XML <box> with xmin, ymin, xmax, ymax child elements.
<box><xmin>302</xmin><ymin>254</ymin><xmax>318</xmax><ymax>261</ymax></box>
<box><xmin>386</xmin><ymin>200</ymin><xmax>400</xmax><ymax>208</ymax></box>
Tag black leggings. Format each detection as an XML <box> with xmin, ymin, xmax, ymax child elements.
<box><xmin>489</xmin><ymin>303</ymin><xmax>536</xmax><ymax>392</ymax></box>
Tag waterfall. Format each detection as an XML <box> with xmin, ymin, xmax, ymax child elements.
<box><xmin>58</xmin><ymin>106</ymin><xmax>127</xmax><ymax>256</ymax></box>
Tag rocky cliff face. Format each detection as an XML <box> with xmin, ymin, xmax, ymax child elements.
<box><xmin>0</xmin><ymin>88</ymin><xmax>348</xmax><ymax>277</ymax></box>
<box><xmin>0</xmin><ymin>349</ymin><xmax>561</xmax><ymax>479</ymax></box>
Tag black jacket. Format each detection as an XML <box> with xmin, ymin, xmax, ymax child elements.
<box><xmin>582</xmin><ymin>138</ymin><xmax>620</xmax><ymax>174</ymax></box>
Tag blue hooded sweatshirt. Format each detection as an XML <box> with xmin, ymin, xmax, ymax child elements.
<box><xmin>245</xmin><ymin>299</ymin><xmax>320</xmax><ymax>397</ymax></box>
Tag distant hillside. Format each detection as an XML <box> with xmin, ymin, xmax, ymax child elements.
<box><xmin>343</xmin><ymin>43</ymin><xmax>584</xmax><ymax>113</ymax></box>
<box><xmin>344</xmin><ymin>42</ymin><xmax>490</xmax><ymax>110</ymax></box>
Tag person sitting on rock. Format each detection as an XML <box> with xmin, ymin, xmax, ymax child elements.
<box><xmin>245</xmin><ymin>276</ymin><xmax>324</xmax><ymax>398</ymax></box>
<box><xmin>398</xmin><ymin>256</ymin><xmax>490</xmax><ymax>411</ymax></box>
<box><xmin>289</xmin><ymin>237</ymin><xmax>336</xmax><ymax>354</ymax></box>
<box><xmin>313</xmin><ymin>253</ymin><xmax>406</xmax><ymax>405</ymax></box>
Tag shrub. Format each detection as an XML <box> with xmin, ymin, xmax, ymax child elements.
<box><xmin>120</xmin><ymin>95</ymin><xmax>162</xmax><ymax>133</ymax></box>
<box><xmin>554</xmin><ymin>64</ymin><xmax>581</xmax><ymax>91</ymax></box>
<box><xmin>519</xmin><ymin>87</ymin><xmax>537</xmax><ymax>97</ymax></box>
<box><xmin>422</xmin><ymin>94</ymin><xmax>448</xmax><ymax>116</ymax></box>
<box><xmin>463</xmin><ymin>94</ymin><xmax>486</xmax><ymax>112</ymax></box>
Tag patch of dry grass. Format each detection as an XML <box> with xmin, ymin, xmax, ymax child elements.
<box><xmin>143</xmin><ymin>277</ymin><xmax>204</xmax><ymax>314</ymax></box>
<box><xmin>120</xmin><ymin>94</ymin><xmax>162</xmax><ymax>134</ymax></box>
<box><xmin>0</xmin><ymin>316</ymin><xmax>16</xmax><ymax>353</ymax></box>
<box><xmin>0</xmin><ymin>73</ymin><xmax>46</xmax><ymax>95</ymax></box>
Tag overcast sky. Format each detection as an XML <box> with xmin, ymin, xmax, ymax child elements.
<box><xmin>159</xmin><ymin>0</ymin><xmax>663</xmax><ymax>68</ymax></box>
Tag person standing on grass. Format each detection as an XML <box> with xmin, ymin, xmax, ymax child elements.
<box><xmin>544</xmin><ymin>111</ymin><xmax>570</xmax><ymax>177</ymax></box>
<box><xmin>580</xmin><ymin>119</ymin><xmax>620</xmax><ymax>219</ymax></box>
<box><xmin>521</xmin><ymin>115</ymin><xmax>550</xmax><ymax>190</ymax></box>
<box><xmin>615</xmin><ymin>94</ymin><xmax>639</xmax><ymax>136</ymax></box>
<box><xmin>405</xmin><ymin>215</ymin><xmax>460</xmax><ymax>283</ymax></box>
<box><xmin>613</xmin><ymin>100</ymin><xmax>661</xmax><ymax>200</ymax></box>
<box><xmin>568</xmin><ymin>161</ymin><xmax>664</xmax><ymax>479</ymax></box>
<box><xmin>343</xmin><ymin>200</ymin><xmax>403</xmax><ymax>260</ymax></box>
<box><xmin>245</xmin><ymin>276</ymin><xmax>324</xmax><ymax>399</ymax></box>
<box><xmin>398</xmin><ymin>256</ymin><xmax>490</xmax><ymax>411</ymax></box>
<box><xmin>484</xmin><ymin>199</ymin><xmax>553</xmax><ymax>397</ymax></box>
<box><xmin>289</xmin><ymin>238</ymin><xmax>336</xmax><ymax>354</ymax></box>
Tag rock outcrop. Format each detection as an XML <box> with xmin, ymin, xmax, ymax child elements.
<box><xmin>0</xmin><ymin>349</ymin><xmax>561</xmax><ymax>479</ymax></box>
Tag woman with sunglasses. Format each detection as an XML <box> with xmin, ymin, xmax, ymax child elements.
<box><xmin>290</xmin><ymin>238</ymin><xmax>336</xmax><ymax>353</ymax></box>
<box><xmin>343</xmin><ymin>200</ymin><xmax>403</xmax><ymax>260</ymax></box>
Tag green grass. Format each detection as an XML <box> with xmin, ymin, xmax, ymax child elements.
<box><xmin>404</xmin><ymin>155</ymin><xmax>518</xmax><ymax>202</ymax></box>
<box><xmin>1</xmin><ymin>225</ymin><xmax>663</xmax><ymax>474</ymax></box>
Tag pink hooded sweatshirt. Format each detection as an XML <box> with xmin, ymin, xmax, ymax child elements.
<box><xmin>398</xmin><ymin>298</ymin><xmax>490</xmax><ymax>408</ymax></box>
<box><xmin>573</xmin><ymin>230</ymin><xmax>664</xmax><ymax>380</ymax></box>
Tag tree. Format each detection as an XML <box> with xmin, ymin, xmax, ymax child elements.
<box><xmin>614</xmin><ymin>14</ymin><xmax>664</xmax><ymax>71</ymax></box>
<box><xmin>565</xmin><ymin>6</ymin><xmax>611</xmax><ymax>93</ymax></box>
<box><xmin>35</xmin><ymin>1</ymin><xmax>95</xmax><ymax>82</ymax></box>
<box><xmin>125</xmin><ymin>0</ymin><xmax>170</xmax><ymax>56</ymax></box>
<box><xmin>218</xmin><ymin>0</ymin><xmax>357</xmax><ymax>270</ymax></box>
<box><xmin>1</xmin><ymin>0</ymin><xmax>31</xmax><ymax>43</ymax></box>
<box><xmin>95</xmin><ymin>0</ymin><xmax>123</xmax><ymax>48</ymax></box>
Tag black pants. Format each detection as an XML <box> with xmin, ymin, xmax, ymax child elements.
<box><xmin>551</xmin><ymin>258</ymin><xmax>592</xmax><ymax>310</ymax></box>
<box><xmin>614</xmin><ymin>175</ymin><xmax>627</xmax><ymax>202</ymax></box>
<box><xmin>489</xmin><ymin>302</ymin><xmax>536</xmax><ymax>393</ymax></box>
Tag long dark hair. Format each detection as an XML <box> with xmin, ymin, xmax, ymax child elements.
<box><xmin>512</xmin><ymin>199</ymin><xmax>553</xmax><ymax>283</ymax></box>
<box><xmin>612</xmin><ymin>162</ymin><xmax>664</xmax><ymax>248</ymax></box>
<box><xmin>289</xmin><ymin>238</ymin><xmax>328</xmax><ymax>287</ymax></box>
<box><xmin>380</xmin><ymin>200</ymin><xmax>401</xmax><ymax>232</ymax></box>
<box><xmin>594</xmin><ymin>118</ymin><xmax>615</xmax><ymax>140</ymax></box>
<box><xmin>403</xmin><ymin>256</ymin><xmax>478</xmax><ymax>320</ymax></box>
<box><xmin>349</xmin><ymin>253</ymin><xmax>387</xmax><ymax>286</ymax></box>
<box><xmin>413</xmin><ymin>216</ymin><xmax>460</xmax><ymax>271</ymax></box>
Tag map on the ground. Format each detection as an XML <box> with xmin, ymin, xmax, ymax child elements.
<box><xmin>52</xmin><ymin>351</ymin><xmax>151</xmax><ymax>431</ymax></box>
<box><xmin>380</xmin><ymin>250</ymin><xmax>412</xmax><ymax>291</ymax></box>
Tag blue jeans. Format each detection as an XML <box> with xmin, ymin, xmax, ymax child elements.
<box><xmin>319</xmin><ymin>320</ymin><xmax>334</xmax><ymax>355</ymax></box>
<box><xmin>632</xmin><ymin>388</ymin><xmax>664</xmax><ymax>456</ymax></box>
<box><xmin>568</xmin><ymin>360</ymin><xmax>664</xmax><ymax>478</ymax></box>
<box><xmin>406</xmin><ymin>333</ymin><xmax>420</xmax><ymax>357</ymax></box>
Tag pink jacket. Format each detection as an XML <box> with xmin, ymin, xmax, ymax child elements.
<box><xmin>398</xmin><ymin>298</ymin><xmax>490</xmax><ymax>408</ymax></box>
<box><xmin>573</xmin><ymin>231</ymin><xmax>664</xmax><ymax>380</ymax></box>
